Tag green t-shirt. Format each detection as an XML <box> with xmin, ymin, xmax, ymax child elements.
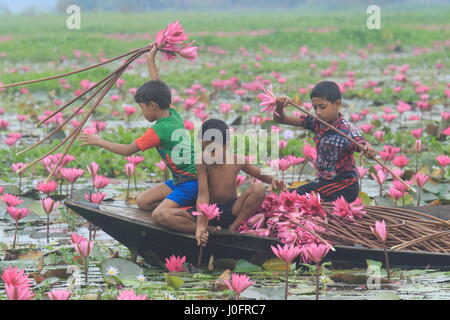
<box><xmin>135</xmin><ymin>108</ymin><xmax>197</xmax><ymax>185</ymax></box>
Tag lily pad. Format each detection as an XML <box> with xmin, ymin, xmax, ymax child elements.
<box><xmin>164</xmin><ymin>273</ymin><xmax>184</xmax><ymax>290</ymax></box>
<box><xmin>240</xmin><ymin>286</ymin><xmax>285</xmax><ymax>300</ymax></box>
<box><xmin>368</xmin><ymin>290</ymin><xmax>401</xmax><ymax>300</ymax></box>
<box><xmin>100</xmin><ymin>258</ymin><xmax>144</xmax><ymax>281</ymax></box>
<box><xmin>234</xmin><ymin>259</ymin><xmax>263</xmax><ymax>273</ymax></box>
<box><xmin>262</xmin><ymin>258</ymin><xmax>289</xmax><ymax>271</ymax></box>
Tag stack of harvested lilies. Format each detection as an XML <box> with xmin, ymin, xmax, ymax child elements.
<box><xmin>0</xmin><ymin>21</ymin><xmax>197</xmax><ymax>182</ymax></box>
<box><xmin>238</xmin><ymin>191</ymin><xmax>450</xmax><ymax>254</ymax></box>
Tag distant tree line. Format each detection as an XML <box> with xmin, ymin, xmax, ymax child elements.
<box><xmin>56</xmin><ymin>0</ymin><xmax>418</xmax><ymax>12</ymax></box>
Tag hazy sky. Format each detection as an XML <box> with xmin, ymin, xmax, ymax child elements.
<box><xmin>0</xmin><ymin>0</ymin><xmax>56</xmax><ymax>13</ymax></box>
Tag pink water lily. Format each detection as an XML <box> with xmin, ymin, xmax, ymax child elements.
<box><xmin>165</xmin><ymin>255</ymin><xmax>186</xmax><ymax>272</ymax></box>
<box><xmin>224</xmin><ymin>273</ymin><xmax>255</xmax><ymax>298</ymax></box>
<box><xmin>47</xmin><ymin>289</ymin><xmax>71</xmax><ymax>300</ymax></box>
<box><xmin>127</xmin><ymin>156</ymin><xmax>145</xmax><ymax>166</ymax></box>
<box><xmin>412</xmin><ymin>173</ymin><xmax>429</xmax><ymax>188</ymax></box>
<box><xmin>436</xmin><ymin>155</ymin><xmax>450</xmax><ymax>167</ymax></box>
<box><xmin>271</xmin><ymin>243</ymin><xmax>302</xmax><ymax>264</ymax></box>
<box><xmin>258</xmin><ymin>86</ymin><xmax>278</xmax><ymax>114</ymax></box>
<box><xmin>36</xmin><ymin>181</ymin><xmax>58</xmax><ymax>195</ymax></box>
<box><xmin>124</xmin><ymin>163</ymin><xmax>136</xmax><ymax>176</ymax></box>
<box><xmin>87</xmin><ymin>162</ymin><xmax>99</xmax><ymax>177</ymax></box>
<box><xmin>70</xmin><ymin>233</ymin><xmax>87</xmax><ymax>244</ymax></box>
<box><xmin>117</xmin><ymin>289</ymin><xmax>147</xmax><ymax>300</ymax></box>
<box><xmin>5</xmin><ymin>284</ymin><xmax>35</xmax><ymax>300</ymax></box>
<box><xmin>331</xmin><ymin>196</ymin><xmax>366</xmax><ymax>220</ymax></box>
<box><xmin>73</xmin><ymin>240</ymin><xmax>94</xmax><ymax>258</ymax></box>
<box><xmin>191</xmin><ymin>203</ymin><xmax>222</xmax><ymax>221</ymax></box>
<box><xmin>61</xmin><ymin>168</ymin><xmax>84</xmax><ymax>183</ymax></box>
<box><xmin>303</xmin><ymin>243</ymin><xmax>331</xmax><ymax>264</ymax></box>
<box><xmin>356</xmin><ymin>167</ymin><xmax>369</xmax><ymax>179</ymax></box>
<box><xmin>370</xmin><ymin>220</ymin><xmax>388</xmax><ymax>242</ymax></box>
<box><xmin>178</xmin><ymin>42</ymin><xmax>198</xmax><ymax>62</ymax></box>
<box><xmin>93</xmin><ymin>175</ymin><xmax>111</xmax><ymax>190</ymax></box>
<box><xmin>11</xmin><ymin>163</ymin><xmax>26</xmax><ymax>176</ymax></box>
<box><xmin>392</xmin><ymin>155</ymin><xmax>409</xmax><ymax>168</ymax></box>
<box><xmin>2</xmin><ymin>194</ymin><xmax>23</xmax><ymax>207</ymax></box>
<box><xmin>84</xmin><ymin>192</ymin><xmax>106</xmax><ymax>204</ymax></box>
<box><xmin>1</xmin><ymin>267</ymin><xmax>31</xmax><ymax>287</ymax></box>
<box><xmin>7</xmin><ymin>207</ymin><xmax>30</xmax><ymax>222</ymax></box>
<box><xmin>40</xmin><ymin>197</ymin><xmax>60</xmax><ymax>215</ymax></box>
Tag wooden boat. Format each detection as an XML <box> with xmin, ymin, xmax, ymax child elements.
<box><xmin>65</xmin><ymin>201</ymin><xmax>450</xmax><ymax>269</ymax></box>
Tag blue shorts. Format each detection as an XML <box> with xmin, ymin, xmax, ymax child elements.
<box><xmin>165</xmin><ymin>179</ymin><xmax>198</xmax><ymax>207</ymax></box>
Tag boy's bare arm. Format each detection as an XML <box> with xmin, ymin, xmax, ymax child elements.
<box><xmin>79</xmin><ymin>133</ymin><xmax>140</xmax><ymax>156</ymax></box>
<box><xmin>196</xmin><ymin>163</ymin><xmax>210</xmax><ymax>246</ymax></box>
<box><xmin>242</xmin><ymin>163</ymin><xmax>285</xmax><ymax>190</ymax></box>
<box><xmin>274</xmin><ymin>96</ymin><xmax>305</xmax><ymax>127</ymax></box>
<box><xmin>146</xmin><ymin>44</ymin><xmax>160</xmax><ymax>81</ymax></box>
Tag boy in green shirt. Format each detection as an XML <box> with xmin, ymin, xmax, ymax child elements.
<box><xmin>79</xmin><ymin>45</ymin><xmax>198</xmax><ymax>218</ymax></box>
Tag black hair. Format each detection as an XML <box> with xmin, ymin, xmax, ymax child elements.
<box><xmin>200</xmin><ymin>119</ymin><xmax>230</xmax><ymax>145</ymax></box>
<box><xmin>134</xmin><ymin>80</ymin><xmax>172</xmax><ymax>109</ymax></box>
<box><xmin>310</xmin><ymin>81</ymin><xmax>341</xmax><ymax>103</ymax></box>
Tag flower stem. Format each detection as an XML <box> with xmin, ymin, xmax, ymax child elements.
<box><xmin>284</xmin><ymin>263</ymin><xmax>289</xmax><ymax>300</ymax></box>
<box><xmin>134</xmin><ymin>173</ymin><xmax>138</xmax><ymax>192</ymax></box>
<box><xmin>12</xmin><ymin>221</ymin><xmax>18</xmax><ymax>250</ymax></box>
<box><xmin>316</xmin><ymin>263</ymin><xmax>320</xmax><ymax>300</ymax></box>
<box><xmin>417</xmin><ymin>189</ymin><xmax>421</xmax><ymax>206</ymax></box>
<box><xmin>47</xmin><ymin>213</ymin><xmax>50</xmax><ymax>243</ymax></box>
<box><xmin>126</xmin><ymin>175</ymin><xmax>131</xmax><ymax>202</ymax></box>
<box><xmin>85</xmin><ymin>257</ymin><xmax>89</xmax><ymax>284</ymax></box>
<box><xmin>383</xmin><ymin>243</ymin><xmax>391</xmax><ymax>281</ymax></box>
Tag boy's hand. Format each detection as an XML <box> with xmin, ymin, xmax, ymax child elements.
<box><xmin>79</xmin><ymin>133</ymin><xmax>103</xmax><ymax>147</ymax></box>
<box><xmin>272</xmin><ymin>178</ymin><xmax>285</xmax><ymax>190</ymax></box>
<box><xmin>276</xmin><ymin>96</ymin><xmax>290</xmax><ymax>108</ymax></box>
<box><xmin>362</xmin><ymin>142</ymin><xmax>376</xmax><ymax>159</ymax></box>
<box><xmin>196</xmin><ymin>225</ymin><xmax>209</xmax><ymax>247</ymax></box>
<box><xmin>145</xmin><ymin>42</ymin><xmax>158</xmax><ymax>61</ymax></box>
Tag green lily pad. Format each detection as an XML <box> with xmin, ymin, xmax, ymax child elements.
<box><xmin>374</xmin><ymin>197</ymin><xmax>395</xmax><ymax>207</ymax></box>
<box><xmin>368</xmin><ymin>290</ymin><xmax>401</xmax><ymax>300</ymax></box>
<box><xmin>99</xmin><ymin>258</ymin><xmax>144</xmax><ymax>281</ymax></box>
<box><xmin>164</xmin><ymin>273</ymin><xmax>184</xmax><ymax>290</ymax></box>
<box><xmin>240</xmin><ymin>286</ymin><xmax>285</xmax><ymax>300</ymax></box>
<box><xmin>234</xmin><ymin>259</ymin><xmax>263</xmax><ymax>273</ymax></box>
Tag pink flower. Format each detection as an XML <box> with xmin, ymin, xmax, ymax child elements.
<box><xmin>5</xmin><ymin>284</ymin><xmax>34</xmax><ymax>300</ymax></box>
<box><xmin>36</xmin><ymin>181</ymin><xmax>58</xmax><ymax>195</ymax></box>
<box><xmin>192</xmin><ymin>203</ymin><xmax>222</xmax><ymax>221</ymax></box>
<box><xmin>371</xmin><ymin>220</ymin><xmax>388</xmax><ymax>242</ymax></box>
<box><xmin>303</xmin><ymin>243</ymin><xmax>331</xmax><ymax>264</ymax></box>
<box><xmin>11</xmin><ymin>163</ymin><xmax>26</xmax><ymax>176</ymax></box>
<box><xmin>392</xmin><ymin>155</ymin><xmax>409</xmax><ymax>168</ymax></box>
<box><xmin>87</xmin><ymin>162</ymin><xmax>99</xmax><ymax>178</ymax></box>
<box><xmin>411</xmin><ymin>128</ymin><xmax>423</xmax><ymax>139</ymax></box>
<box><xmin>412</xmin><ymin>173</ymin><xmax>429</xmax><ymax>188</ymax></box>
<box><xmin>123</xmin><ymin>105</ymin><xmax>137</xmax><ymax>117</ymax></box>
<box><xmin>73</xmin><ymin>240</ymin><xmax>94</xmax><ymax>258</ymax></box>
<box><xmin>303</xmin><ymin>143</ymin><xmax>317</xmax><ymax>162</ymax></box>
<box><xmin>331</xmin><ymin>196</ymin><xmax>366</xmax><ymax>220</ymax></box>
<box><xmin>387</xmin><ymin>187</ymin><xmax>404</xmax><ymax>201</ymax></box>
<box><xmin>117</xmin><ymin>290</ymin><xmax>147</xmax><ymax>300</ymax></box>
<box><xmin>61</xmin><ymin>168</ymin><xmax>84</xmax><ymax>183</ymax></box>
<box><xmin>2</xmin><ymin>194</ymin><xmax>23</xmax><ymax>207</ymax></box>
<box><xmin>47</xmin><ymin>289</ymin><xmax>71</xmax><ymax>300</ymax></box>
<box><xmin>126</xmin><ymin>156</ymin><xmax>145</xmax><ymax>166</ymax></box>
<box><xmin>84</xmin><ymin>192</ymin><xmax>106</xmax><ymax>204</ymax></box>
<box><xmin>359</xmin><ymin>124</ymin><xmax>374</xmax><ymax>134</ymax></box>
<box><xmin>371</xmin><ymin>170</ymin><xmax>387</xmax><ymax>185</ymax></box>
<box><xmin>224</xmin><ymin>273</ymin><xmax>255</xmax><ymax>296</ymax></box>
<box><xmin>271</xmin><ymin>243</ymin><xmax>302</xmax><ymax>264</ymax></box>
<box><xmin>1</xmin><ymin>267</ymin><xmax>31</xmax><ymax>287</ymax></box>
<box><xmin>155</xmin><ymin>160</ymin><xmax>167</xmax><ymax>171</ymax></box>
<box><xmin>278</xmin><ymin>158</ymin><xmax>291</xmax><ymax>172</ymax></box>
<box><xmin>178</xmin><ymin>43</ymin><xmax>198</xmax><ymax>62</ymax></box>
<box><xmin>125</xmin><ymin>163</ymin><xmax>136</xmax><ymax>176</ymax></box>
<box><xmin>236</xmin><ymin>175</ymin><xmax>246</xmax><ymax>186</ymax></box>
<box><xmin>93</xmin><ymin>175</ymin><xmax>111</xmax><ymax>190</ymax></box>
<box><xmin>165</xmin><ymin>255</ymin><xmax>186</xmax><ymax>272</ymax></box>
<box><xmin>41</xmin><ymin>197</ymin><xmax>59</xmax><ymax>215</ymax></box>
<box><xmin>258</xmin><ymin>86</ymin><xmax>277</xmax><ymax>114</ymax></box>
<box><xmin>414</xmin><ymin>139</ymin><xmax>422</xmax><ymax>153</ymax></box>
<box><xmin>397</xmin><ymin>101</ymin><xmax>412</xmax><ymax>114</ymax></box>
<box><xmin>436</xmin><ymin>155</ymin><xmax>450</xmax><ymax>167</ymax></box>
<box><xmin>7</xmin><ymin>207</ymin><xmax>30</xmax><ymax>222</ymax></box>
<box><xmin>247</xmin><ymin>213</ymin><xmax>266</xmax><ymax>229</ymax></box>
<box><xmin>356</xmin><ymin>167</ymin><xmax>369</xmax><ymax>179</ymax></box>
<box><xmin>70</xmin><ymin>233</ymin><xmax>87</xmax><ymax>244</ymax></box>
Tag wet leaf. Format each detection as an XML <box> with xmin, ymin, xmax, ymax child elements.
<box><xmin>234</xmin><ymin>259</ymin><xmax>262</xmax><ymax>273</ymax></box>
<box><xmin>262</xmin><ymin>258</ymin><xmax>289</xmax><ymax>271</ymax></box>
<box><xmin>212</xmin><ymin>269</ymin><xmax>232</xmax><ymax>292</ymax></box>
<box><xmin>164</xmin><ymin>273</ymin><xmax>184</xmax><ymax>290</ymax></box>
<box><xmin>100</xmin><ymin>258</ymin><xmax>144</xmax><ymax>281</ymax></box>
<box><xmin>369</xmin><ymin>291</ymin><xmax>401</xmax><ymax>300</ymax></box>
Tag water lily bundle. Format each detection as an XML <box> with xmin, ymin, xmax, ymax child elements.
<box><xmin>238</xmin><ymin>191</ymin><xmax>450</xmax><ymax>254</ymax></box>
<box><xmin>0</xmin><ymin>21</ymin><xmax>197</xmax><ymax>182</ymax></box>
